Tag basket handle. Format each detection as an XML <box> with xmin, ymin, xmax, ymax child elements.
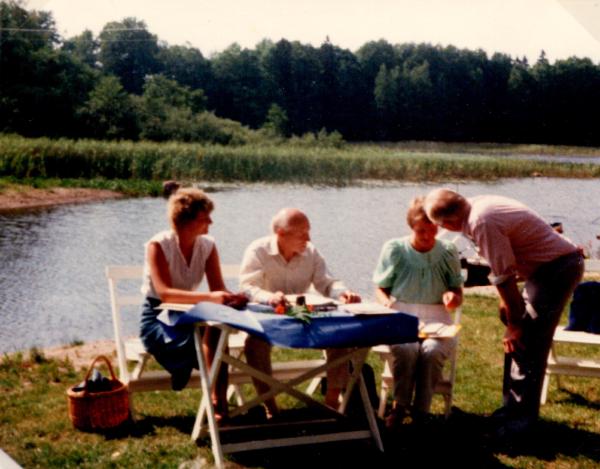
<box><xmin>83</xmin><ymin>355</ymin><xmax>119</xmax><ymax>384</ymax></box>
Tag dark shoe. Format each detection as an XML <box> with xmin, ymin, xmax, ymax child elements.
<box><xmin>385</xmin><ymin>406</ymin><xmax>410</xmax><ymax>430</ymax></box>
<box><xmin>170</xmin><ymin>368</ymin><xmax>192</xmax><ymax>391</ymax></box>
<box><xmin>490</xmin><ymin>406</ymin><xmax>511</xmax><ymax>422</ymax></box>
<box><xmin>488</xmin><ymin>405</ymin><xmax>518</xmax><ymax>432</ymax></box>
<box><xmin>411</xmin><ymin>410</ymin><xmax>435</xmax><ymax>427</ymax></box>
<box><xmin>492</xmin><ymin>416</ymin><xmax>536</xmax><ymax>448</ymax></box>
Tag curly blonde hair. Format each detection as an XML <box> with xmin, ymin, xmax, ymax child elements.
<box><xmin>168</xmin><ymin>188</ymin><xmax>214</xmax><ymax>230</ymax></box>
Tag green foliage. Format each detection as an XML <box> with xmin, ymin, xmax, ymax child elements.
<box><xmin>262</xmin><ymin>103</ymin><xmax>290</xmax><ymax>138</ymax></box>
<box><xmin>157</xmin><ymin>44</ymin><xmax>212</xmax><ymax>91</ymax></box>
<box><xmin>78</xmin><ymin>76</ymin><xmax>139</xmax><ymax>140</ymax></box>
<box><xmin>6</xmin><ymin>3</ymin><xmax>600</xmax><ymax>145</ymax></box>
<box><xmin>98</xmin><ymin>17</ymin><xmax>160</xmax><ymax>94</ymax></box>
<box><xmin>136</xmin><ymin>75</ymin><xmax>217</xmax><ymax>143</ymax></box>
<box><xmin>0</xmin><ymin>1</ymin><xmax>96</xmax><ymax>138</ymax></box>
<box><xmin>61</xmin><ymin>30</ymin><xmax>98</xmax><ymax>68</ymax></box>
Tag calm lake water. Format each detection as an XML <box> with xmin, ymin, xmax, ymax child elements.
<box><xmin>1</xmin><ymin>178</ymin><xmax>599</xmax><ymax>353</ymax></box>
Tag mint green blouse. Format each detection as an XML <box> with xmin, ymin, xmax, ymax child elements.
<box><xmin>372</xmin><ymin>237</ymin><xmax>463</xmax><ymax>304</ymax></box>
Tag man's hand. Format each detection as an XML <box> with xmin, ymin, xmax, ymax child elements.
<box><xmin>498</xmin><ymin>299</ymin><xmax>509</xmax><ymax>325</ymax></box>
<box><xmin>268</xmin><ymin>291</ymin><xmax>288</xmax><ymax>307</ymax></box>
<box><xmin>209</xmin><ymin>291</ymin><xmax>236</xmax><ymax>304</ymax></box>
<box><xmin>224</xmin><ymin>292</ymin><xmax>249</xmax><ymax>310</ymax></box>
<box><xmin>442</xmin><ymin>291</ymin><xmax>461</xmax><ymax>311</ymax></box>
<box><xmin>339</xmin><ymin>290</ymin><xmax>361</xmax><ymax>304</ymax></box>
<box><xmin>503</xmin><ymin>324</ymin><xmax>524</xmax><ymax>354</ymax></box>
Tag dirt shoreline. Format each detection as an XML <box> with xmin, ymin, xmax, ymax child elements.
<box><xmin>0</xmin><ymin>187</ymin><xmax>124</xmax><ymax>212</ymax></box>
<box><xmin>41</xmin><ymin>340</ymin><xmax>119</xmax><ymax>371</ymax></box>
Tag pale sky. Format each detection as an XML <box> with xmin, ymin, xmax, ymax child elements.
<box><xmin>26</xmin><ymin>0</ymin><xmax>600</xmax><ymax>62</ymax></box>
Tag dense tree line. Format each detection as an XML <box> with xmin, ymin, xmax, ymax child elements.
<box><xmin>2</xmin><ymin>1</ymin><xmax>600</xmax><ymax>145</ymax></box>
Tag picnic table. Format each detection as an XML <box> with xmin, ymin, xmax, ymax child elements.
<box><xmin>159</xmin><ymin>301</ymin><xmax>418</xmax><ymax>469</ymax></box>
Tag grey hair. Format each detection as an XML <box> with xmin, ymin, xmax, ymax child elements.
<box><xmin>271</xmin><ymin>208</ymin><xmax>307</xmax><ymax>233</ymax></box>
<box><xmin>423</xmin><ymin>188</ymin><xmax>467</xmax><ymax>222</ymax></box>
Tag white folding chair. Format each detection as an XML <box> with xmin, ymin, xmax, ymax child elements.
<box><xmin>373</xmin><ymin>307</ymin><xmax>462</xmax><ymax>419</ymax></box>
<box><xmin>106</xmin><ymin>264</ymin><xmax>325</xmax><ymax>403</ymax></box>
<box><xmin>541</xmin><ymin>259</ymin><xmax>600</xmax><ymax>404</ymax></box>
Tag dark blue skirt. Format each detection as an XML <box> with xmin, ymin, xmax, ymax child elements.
<box><xmin>140</xmin><ymin>297</ymin><xmax>198</xmax><ymax>389</ymax></box>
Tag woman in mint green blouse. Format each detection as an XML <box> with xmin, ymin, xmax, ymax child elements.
<box><xmin>373</xmin><ymin>196</ymin><xmax>463</xmax><ymax>428</ymax></box>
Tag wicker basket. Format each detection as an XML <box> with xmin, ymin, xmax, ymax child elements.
<box><xmin>67</xmin><ymin>355</ymin><xmax>129</xmax><ymax>431</ymax></box>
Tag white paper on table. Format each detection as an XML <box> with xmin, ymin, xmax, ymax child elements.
<box><xmin>156</xmin><ymin>303</ymin><xmax>194</xmax><ymax>331</ymax></box>
<box><xmin>419</xmin><ymin>322</ymin><xmax>461</xmax><ymax>338</ymax></box>
<box><xmin>338</xmin><ymin>302</ymin><xmax>397</xmax><ymax>315</ymax></box>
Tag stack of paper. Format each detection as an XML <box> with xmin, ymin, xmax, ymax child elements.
<box><xmin>419</xmin><ymin>322</ymin><xmax>461</xmax><ymax>338</ymax></box>
<box><xmin>338</xmin><ymin>302</ymin><xmax>397</xmax><ymax>316</ymax></box>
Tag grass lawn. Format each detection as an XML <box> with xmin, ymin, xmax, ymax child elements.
<box><xmin>1</xmin><ymin>295</ymin><xmax>599</xmax><ymax>468</ymax></box>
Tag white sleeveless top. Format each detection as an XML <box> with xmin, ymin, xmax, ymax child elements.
<box><xmin>141</xmin><ymin>230</ymin><xmax>215</xmax><ymax>299</ymax></box>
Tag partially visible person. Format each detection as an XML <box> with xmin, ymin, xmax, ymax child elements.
<box><xmin>240</xmin><ymin>208</ymin><xmax>361</xmax><ymax>417</ymax></box>
<box><xmin>424</xmin><ymin>188</ymin><xmax>584</xmax><ymax>438</ymax></box>
<box><xmin>140</xmin><ymin>188</ymin><xmax>247</xmax><ymax>420</ymax></box>
<box><xmin>373</xmin><ymin>196</ymin><xmax>463</xmax><ymax>427</ymax></box>
<box><xmin>550</xmin><ymin>222</ymin><xmax>564</xmax><ymax>234</ymax></box>
<box><xmin>162</xmin><ymin>180</ymin><xmax>181</xmax><ymax>198</ymax></box>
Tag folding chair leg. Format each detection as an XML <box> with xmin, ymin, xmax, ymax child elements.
<box><xmin>540</xmin><ymin>373</ymin><xmax>550</xmax><ymax>405</ymax></box>
<box><xmin>305</xmin><ymin>377</ymin><xmax>322</xmax><ymax>396</ymax></box>
<box><xmin>377</xmin><ymin>385</ymin><xmax>388</xmax><ymax>418</ymax></box>
<box><xmin>128</xmin><ymin>391</ymin><xmax>137</xmax><ymax>421</ymax></box>
<box><xmin>227</xmin><ymin>383</ymin><xmax>245</xmax><ymax>406</ymax></box>
<box><xmin>443</xmin><ymin>393</ymin><xmax>452</xmax><ymax>419</ymax></box>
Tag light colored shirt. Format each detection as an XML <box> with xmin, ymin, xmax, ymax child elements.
<box><xmin>141</xmin><ymin>230</ymin><xmax>215</xmax><ymax>299</ymax></box>
<box><xmin>239</xmin><ymin>235</ymin><xmax>348</xmax><ymax>303</ymax></box>
<box><xmin>372</xmin><ymin>237</ymin><xmax>463</xmax><ymax>305</ymax></box>
<box><xmin>463</xmin><ymin>195</ymin><xmax>577</xmax><ymax>284</ymax></box>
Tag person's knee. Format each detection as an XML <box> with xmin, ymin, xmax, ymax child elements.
<box><xmin>391</xmin><ymin>343</ymin><xmax>420</xmax><ymax>361</ymax></box>
<box><xmin>420</xmin><ymin>341</ymin><xmax>448</xmax><ymax>364</ymax></box>
<box><xmin>244</xmin><ymin>336</ymin><xmax>272</xmax><ymax>365</ymax></box>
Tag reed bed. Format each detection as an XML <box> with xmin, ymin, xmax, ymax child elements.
<box><xmin>1</xmin><ymin>135</ymin><xmax>600</xmax><ymax>187</ymax></box>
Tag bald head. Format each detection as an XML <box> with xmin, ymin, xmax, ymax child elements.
<box><xmin>271</xmin><ymin>208</ymin><xmax>309</xmax><ymax>233</ymax></box>
<box><xmin>423</xmin><ymin>188</ymin><xmax>470</xmax><ymax>231</ymax></box>
<box><xmin>272</xmin><ymin>208</ymin><xmax>311</xmax><ymax>260</ymax></box>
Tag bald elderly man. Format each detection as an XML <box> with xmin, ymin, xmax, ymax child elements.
<box><xmin>239</xmin><ymin>208</ymin><xmax>361</xmax><ymax>417</ymax></box>
<box><xmin>424</xmin><ymin>189</ymin><xmax>583</xmax><ymax>439</ymax></box>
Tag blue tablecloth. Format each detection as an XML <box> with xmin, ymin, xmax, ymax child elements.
<box><xmin>165</xmin><ymin>302</ymin><xmax>418</xmax><ymax>349</ymax></box>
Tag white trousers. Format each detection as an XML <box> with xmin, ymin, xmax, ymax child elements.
<box><xmin>389</xmin><ymin>302</ymin><xmax>456</xmax><ymax>413</ymax></box>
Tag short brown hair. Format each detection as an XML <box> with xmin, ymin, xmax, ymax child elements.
<box><xmin>168</xmin><ymin>188</ymin><xmax>214</xmax><ymax>230</ymax></box>
<box><xmin>406</xmin><ymin>196</ymin><xmax>433</xmax><ymax>228</ymax></box>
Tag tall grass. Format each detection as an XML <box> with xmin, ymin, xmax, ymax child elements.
<box><xmin>2</xmin><ymin>135</ymin><xmax>600</xmax><ymax>186</ymax></box>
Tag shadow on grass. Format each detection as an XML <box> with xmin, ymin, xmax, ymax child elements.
<box><xmin>554</xmin><ymin>389</ymin><xmax>600</xmax><ymax>412</ymax></box>
<box><xmin>225</xmin><ymin>407</ymin><xmax>600</xmax><ymax>468</ymax></box>
<box><xmin>96</xmin><ymin>414</ymin><xmax>196</xmax><ymax>440</ymax></box>
<box><xmin>92</xmin><ymin>406</ymin><xmax>600</xmax><ymax>467</ymax></box>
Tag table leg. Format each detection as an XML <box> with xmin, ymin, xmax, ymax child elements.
<box><xmin>193</xmin><ymin>327</ymin><xmax>230</xmax><ymax>438</ymax></box>
<box><xmin>336</xmin><ymin>348</ymin><xmax>384</xmax><ymax>452</ymax></box>
<box><xmin>191</xmin><ymin>326</ymin><xmax>225</xmax><ymax>469</ymax></box>
<box><xmin>358</xmin><ymin>372</ymin><xmax>384</xmax><ymax>451</ymax></box>
<box><xmin>338</xmin><ymin>348</ymin><xmax>367</xmax><ymax>415</ymax></box>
